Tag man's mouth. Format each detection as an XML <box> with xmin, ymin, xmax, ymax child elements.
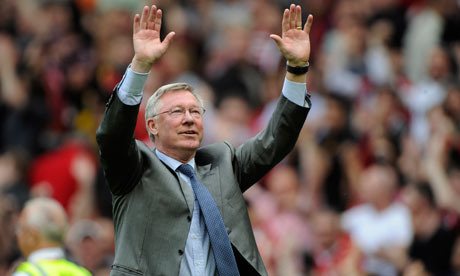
<box><xmin>180</xmin><ymin>131</ymin><xmax>197</xmax><ymax>135</ymax></box>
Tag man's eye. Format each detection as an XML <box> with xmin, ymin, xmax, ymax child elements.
<box><xmin>190</xmin><ymin>109</ymin><xmax>201</xmax><ymax>115</ymax></box>
<box><xmin>171</xmin><ymin>109</ymin><xmax>184</xmax><ymax>114</ymax></box>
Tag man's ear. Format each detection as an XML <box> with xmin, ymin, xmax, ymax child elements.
<box><xmin>147</xmin><ymin>117</ymin><xmax>158</xmax><ymax>136</ymax></box>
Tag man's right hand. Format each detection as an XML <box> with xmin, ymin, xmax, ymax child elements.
<box><xmin>131</xmin><ymin>5</ymin><xmax>175</xmax><ymax>73</ymax></box>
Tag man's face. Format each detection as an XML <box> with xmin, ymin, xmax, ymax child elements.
<box><xmin>148</xmin><ymin>90</ymin><xmax>204</xmax><ymax>161</ymax></box>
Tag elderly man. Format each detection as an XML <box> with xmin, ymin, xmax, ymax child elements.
<box><xmin>96</xmin><ymin>4</ymin><xmax>313</xmax><ymax>276</ymax></box>
<box><xmin>13</xmin><ymin>198</ymin><xmax>91</xmax><ymax>276</ymax></box>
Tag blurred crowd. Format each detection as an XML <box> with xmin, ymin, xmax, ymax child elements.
<box><xmin>1</xmin><ymin>0</ymin><xmax>460</xmax><ymax>275</ymax></box>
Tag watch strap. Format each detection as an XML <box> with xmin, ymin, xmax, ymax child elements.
<box><xmin>286</xmin><ymin>62</ymin><xmax>309</xmax><ymax>75</ymax></box>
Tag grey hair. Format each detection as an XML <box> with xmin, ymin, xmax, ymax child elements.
<box><xmin>23</xmin><ymin>197</ymin><xmax>68</xmax><ymax>244</ymax></box>
<box><xmin>145</xmin><ymin>83</ymin><xmax>204</xmax><ymax>142</ymax></box>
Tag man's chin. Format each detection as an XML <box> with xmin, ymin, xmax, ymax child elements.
<box><xmin>179</xmin><ymin>141</ymin><xmax>201</xmax><ymax>151</ymax></box>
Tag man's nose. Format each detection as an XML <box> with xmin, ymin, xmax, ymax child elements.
<box><xmin>183</xmin><ymin>110</ymin><xmax>194</xmax><ymax>122</ymax></box>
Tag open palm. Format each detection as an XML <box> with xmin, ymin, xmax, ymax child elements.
<box><xmin>132</xmin><ymin>6</ymin><xmax>175</xmax><ymax>72</ymax></box>
<box><xmin>270</xmin><ymin>5</ymin><xmax>313</xmax><ymax>67</ymax></box>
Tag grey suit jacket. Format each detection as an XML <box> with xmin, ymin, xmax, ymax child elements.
<box><xmin>96</xmin><ymin>88</ymin><xmax>310</xmax><ymax>276</ymax></box>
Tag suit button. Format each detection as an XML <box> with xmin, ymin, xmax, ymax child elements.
<box><xmin>178</xmin><ymin>249</ymin><xmax>184</xmax><ymax>255</ymax></box>
<box><xmin>187</xmin><ymin>215</ymin><xmax>191</xmax><ymax>222</ymax></box>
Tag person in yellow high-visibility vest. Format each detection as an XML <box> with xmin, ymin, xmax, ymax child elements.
<box><xmin>13</xmin><ymin>198</ymin><xmax>91</xmax><ymax>276</ymax></box>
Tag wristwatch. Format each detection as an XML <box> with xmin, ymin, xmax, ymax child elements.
<box><xmin>286</xmin><ymin>62</ymin><xmax>309</xmax><ymax>75</ymax></box>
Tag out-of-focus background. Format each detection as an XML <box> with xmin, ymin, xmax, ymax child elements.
<box><xmin>1</xmin><ymin>0</ymin><xmax>460</xmax><ymax>275</ymax></box>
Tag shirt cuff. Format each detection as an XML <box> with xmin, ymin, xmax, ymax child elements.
<box><xmin>281</xmin><ymin>78</ymin><xmax>309</xmax><ymax>108</ymax></box>
<box><xmin>117</xmin><ymin>66</ymin><xmax>150</xmax><ymax>105</ymax></box>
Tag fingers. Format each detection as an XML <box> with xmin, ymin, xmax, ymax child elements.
<box><xmin>154</xmin><ymin>9</ymin><xmax>162</xmax><ymax>33</ymax></box>
<box><xmin>295</xmin><ymin>5</ymin><xmax>302</xmax><ymax>29</ymax></box>
<box><xmin>147</xmin><ymin>5</ymin><xmax>157</xmax><ymax>29</ymax></box>
<box><xmin>289</xmin><ymin>4</ymin><xmax>296</xmax><ymax>29</ymax></box>
<box><xmin>138</xmin><ymin>5</ymin><xmax>162</xmax><ymax>31</ymax></box>
<box><xmin>269</xmin><ymin>34</ymin><xmax>283</xmax><ymax>48</ymax></box>
<box><xmin>162</xmin><ymin>31</ymin><xmax>176</xmax><ymax>48</ymax></box>
<box><xmin>288</xmin><ymin>4</ymin><xmax>303</xmax><ymax>30</ymax></box>
<box><xmin>304</xmin><ymin>14</ymin><xmax>314</xmax><ymax>34</ymax></box>
<box><xmin>282</xmin><ymin>9</ymin><xmax>289</xmax><ymax>35</ymax></box>
<box><xmin>140</xmin><ymin>6</ymin><xmax>149</xmax><ymax>29</ymax></box>
<box><xmin>133</xmin><ymin>14</ymin><xmax>140</xmax><ymax>34</ymax></box>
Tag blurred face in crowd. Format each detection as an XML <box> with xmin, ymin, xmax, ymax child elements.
<box><xmin>445</xmin><ymin>86</ymin><xmax>460</xmax><ymax>118</ymax></box>
<box><xmin>312</xmin><ymin>210</ymin><xmax>341</xmax><ymax>250</ymax></box>
<box><xmin>325</xmin><ymin>96</ymin><xmax>347</xmax><ymax>131</ymax></box>
<box><xmin>359</xmin><ymin>165</ymin><xmax>396</xmax><ymax>209</ymax></box>
<box><xmin>0</xmin><ymin>152</ymin><xmax>20</xmax><ymax>188</ymax></box>
<box><xmin>370</xmin><ymin>134</ymin><xmax>397</xmax><ymax>164</ymax></box>
<box><xmin>402</xmin><ymin>185</ymin><xmax>425</xmax><ymax>215</ymax></box>
<box><xmin>218</xmin><ymin>96</ymin><xmax>251</xmax><ymax>127</ymax></box>
<box><xmin>66</xmin><ymin>219</ymin><xmax>114</xmax><ymax>272</ymax></box>
<box><xmin>266</xmin><ymin>166</ymin><xmax>299</xmax><ymax>210</ymax></box>
<box><xmin>149</xmin><ymin>90</ymin><xmax>204</xmax><ymax>161</ymax></box>
<box><xmin>428</xmin><ymin>47</ymin><xmax>450</xmax><ymax>81</ymax></box>
<box><xmin>40</xmin><ymin>3</ymin><xmax>73</xmax><ymax>34</ymax></box>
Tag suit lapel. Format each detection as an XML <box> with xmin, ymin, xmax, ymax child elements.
<box><xmin>197</xmin><ymin>164</ymin><xmax>222</xmax><ymax>213</ymax></box>
<box><xmin>177</xmin><ymin>177</ymin><xmax>195</xmax><ymax>214</ymax></box>
<box><xmin>151</xmin><ymin>148</ymin><xmax>195</xmax><ymax>214</ymax></box>
<box><xmin>151</xmin><ymin>147</ymin><xmax>222</xmax><ymax>215</ymax></box>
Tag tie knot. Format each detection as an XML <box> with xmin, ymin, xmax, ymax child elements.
<box><xmin>177</xmin><ymin>164</ymin><xmax>195</xmax><ymax>178</ymax></box>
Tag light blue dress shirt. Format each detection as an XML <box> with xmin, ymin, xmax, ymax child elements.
<box><xmin>155</xmin><ymin>150</ymin><xmax>216</xmax><ymax>276</ymax></box>
<box><xmin>116</xmin><ymin>65</ymin><xmax>309</xmax><ymax>275</ymax></box>
<box><xmin>117</xmin><ymin>67</ymin><xmax>309</xmax><ymax>108</ymax></box>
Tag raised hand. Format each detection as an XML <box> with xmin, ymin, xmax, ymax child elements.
<box><xmin>270</xmin><ymin>4</ymin><xmax>313</xmax><ymax>67</ymax></box>
<box><xmin>131</xmin><ymin>5</ymin><xmax>175</xmax><ymax>73</ymax></box>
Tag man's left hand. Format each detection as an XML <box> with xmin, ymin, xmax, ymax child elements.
<box><xmin>270</xmin><ymin>4</ymin><xmax>313</xmax><ymax>67</ymax></box>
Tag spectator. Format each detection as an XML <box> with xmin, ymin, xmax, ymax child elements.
<box><xmin>308</xmin><ymin>209</ymin><xmax>362</xmax><ymax>276</ymax></box>
<box><xmin>308</xmin><ymin>93</ymin><xmax>358</xmax><ymax>212</ymax></box>
<box><xmin>66</xmin><ymin>218</ymin><xmax>114</xmax><ymax>274</ymax></box>
<box><xmin>264</xmin><ymin>165</ymin><xmax>313</xmax><ymax>276</ymax></box>
<box><xmin>342</xmin><ymin>164</ymin><xmax>413</xmax><ymax>276</ymax></box>
<box><xmin>424</xmin><ymin>104</ymin><xmax>460</xmax><ymax>214</ymax></box>
<box><xmin>0</xmin><ymin>194</ymin><xmax>21</xmax><ymax>275</ymax></box>
<box><xmin>13</xmin><ymin>197</ymin><xmax>91</xmax><ymax>275</ymax></box>
<box><xmin>28</xmin><ymin>137</ymin><xmax>97</xmax><ymax>220</ymax></box>
<box><xmin>403</xmin><ymin>0</ymin><xmax>444</xmax><ymax>82</ymax></box>
<box><xmin>0</xmin><ymin>148</ymin><xmax>30</xmax><ymax>209</ymax></box>
<box><xmin>403</xmin><ymin>182</ymin><xmax>457</xmax><ymax>275</ymax></box>
<box><xmin>401</xmin><ymin>46</ymin><xmax>452</xmax><ymax>145</ymax></box>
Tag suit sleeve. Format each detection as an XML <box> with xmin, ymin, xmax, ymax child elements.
<box><xmin>96</xmin><ymin>89</ymin><xmax>144</xmax><ymax>195</ymax></box>
<box><xmin>231</xmin><ymin>93</ymin><xmax>310</xmax><ymax>192</ymax></box>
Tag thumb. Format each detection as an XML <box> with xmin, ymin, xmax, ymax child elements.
<box><xmin>162</xmin><ymin>31</ymin><xmax>176</xmax><ymax>48</ymax></box>
<box><xmin>269</xmin><ymin>34</ymin><xmax>283</xmax><ymax>48</ymax></box>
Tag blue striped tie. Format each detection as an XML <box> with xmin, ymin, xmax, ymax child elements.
<box><xmin>177</xmin><ymin>164</ymin><xmax>240</xmax><ymax>276</ymax></box>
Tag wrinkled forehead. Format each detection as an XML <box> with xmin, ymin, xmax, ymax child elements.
<box><xmin>159</xmin><ymin>89</ymin><xmax>200</xmax><ymax>107</ymax></box>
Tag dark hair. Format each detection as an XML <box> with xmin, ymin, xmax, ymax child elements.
<box><xmin>447</xmin><ymin>147</ymin><xmax>460</xmax><ymax>174</ymax></box>
<box><xmin>414</xmin><ymin>182</ymin><xmax>437</xmax><ymax>208</ymax></box>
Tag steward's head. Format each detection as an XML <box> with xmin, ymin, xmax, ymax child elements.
<box><xmin>16</xmin><ymin>198</ymin><xmax>68</xmax><ymax>258</ymax></box>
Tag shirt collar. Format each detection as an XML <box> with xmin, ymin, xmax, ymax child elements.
<box><xmin>28</xmin><ymin>247</ymin><xmax>65</xmax><ymax>263</ymax></box>
<box><xmin>155</xmin><ymin>149</ymin><xmax>195</xmax><ymax>171</ymax></box>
